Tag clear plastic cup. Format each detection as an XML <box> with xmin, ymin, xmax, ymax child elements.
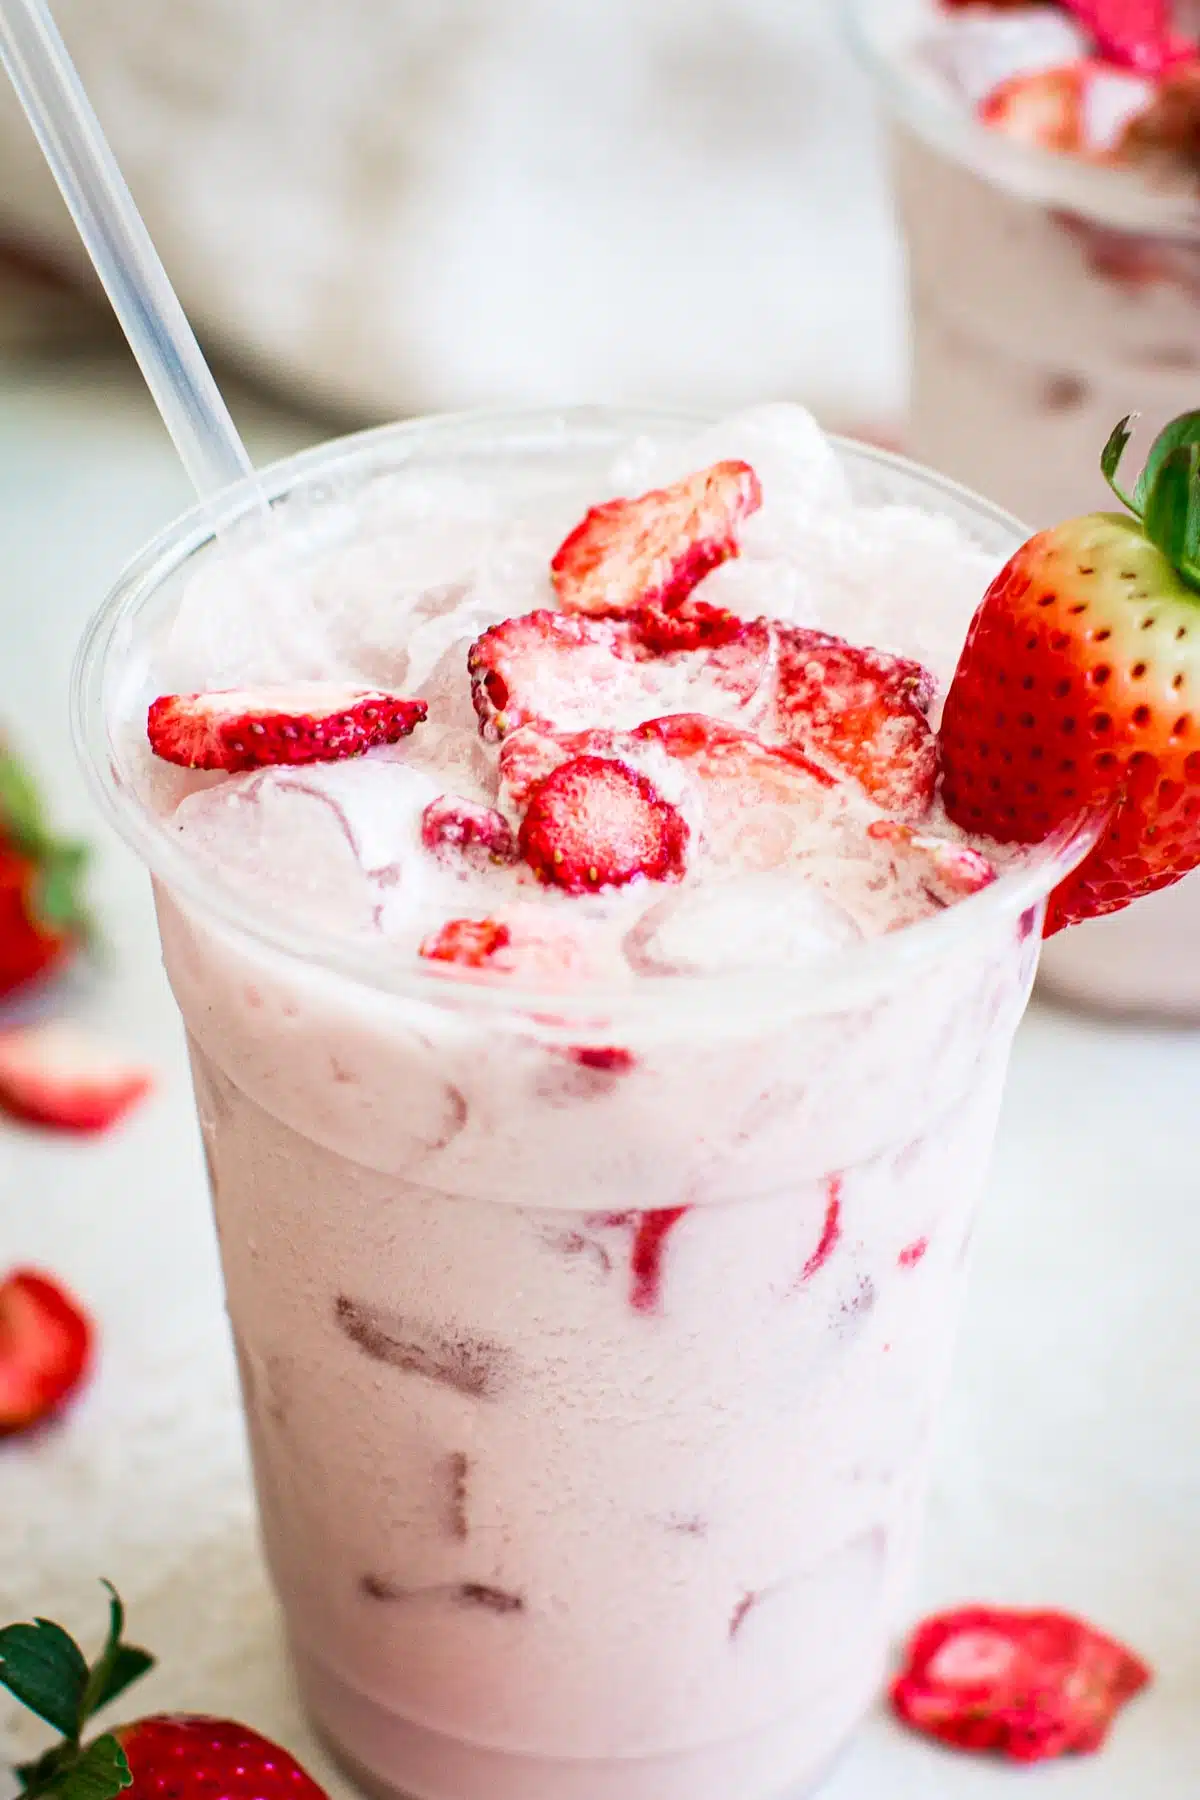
<box><xmin>849</xmin><ymin>0</ymin><xmax>1200</xmax><ymax>1021</ymax></box>
<box><xmin>73</xmin><ymin>407</ymin><xmax>1093</xmax><ymax>1800</ymax></box>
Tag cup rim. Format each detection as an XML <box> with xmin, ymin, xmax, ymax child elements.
<box><xmin>844</xmin><ymin>0</ymin><xmax>1200</xmax><ymax>240</ymax></box>
<box><xmin>72</xmin><ymin>402</ymin><xmax>1099</xmax><ymax>1024</ymax></box>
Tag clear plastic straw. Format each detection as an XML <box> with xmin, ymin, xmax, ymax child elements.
<box><xmin>0</xmin><ymin>0</ymin><xmax>260</xmax><ymax>503</ymax></box>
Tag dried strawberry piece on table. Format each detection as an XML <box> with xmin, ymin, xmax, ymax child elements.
<box><xmin>551</xmin><ymin>460</ymin><xmax>762</xmax><ymax>618</ymax></box>
<box><xmin>519</xmin><ymin>755</ymin><xmax>689</xmax><ymax>894</ymax></box>
<box><xmin>0</xmin><ymin>1268</ymin><xmax>94</xmax><ymax>1434</ymax></box>
<box><xmin>770</xmin><ymin>628</ymin><xmax>939</xmax><ymax>817</ymax></box>
<box><xmin>891</xmin><ymin>1604</ymin><xmax>1151</xmax><ymax>1761</ymax></box>
<box><xmin>147</xmin><ymin>684</ymin><xmax>427</xmax><ymax>770</ymax></box>
<box><xmin>0</xmin><ymin>1023</ymin><xmax>152</xmax><ymax>1134</ymax></box>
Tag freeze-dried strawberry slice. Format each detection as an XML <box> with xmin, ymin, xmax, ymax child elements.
<box><xmin>519</xmin><ymin>756</ymin><xmax>689</xmax><ymax>894</ymax></box>
<box><xmin>421</xmin><ymin>796</ymin><xmax>517</xmax><ymax>870</ymax></box>
<box><xmin>639</xmin><ymin>713</ymin><xmax>835</xmax><ymax>795</ymax></box>
<box><xmin>630</xmin><ymin>598</ymin><xmax>747</xmax><ymax>653</ymax></box>
<box><xmin>420</xmin><ymin>912</ymin><xmax>588</xmax><ymax>982</ymax></box>
<box><xmin>148</xmin><ymin>684</ymin><xmax>427</xmax><ymax>771</ymax></box>
<box><xmin>551</xmin><ymin>461</ymin><xmax>762</xmax><ymax>618</ymax></box>
<box><xmin>469</xmin><ymin>612</ymin><xmax>646</xmax><ymax>740</ymax></box>
<box><xmin>771</xmin><ymin>627</ymin><xmax>938</xmax><ymax>818</ymax></box>
<box><xmin>0</xmin><ymin>1023</ymin><xmax>153</xmax><ymax>1133</ymax></box>
<box><xmin>0</xmin><ymin>1267</ymin><xmax>94</xmax><ymax>1433</ymax></box>
<box><xmin>979</xmin><ymin>63</ymin><xmax>1093</xmax><ymax>155</ymax></box>
<box><xmin>891</xmin><ymin>1605</ymin><xmax>1151</xmax><ymax>1762</ymax></box>
<box><xmin>866</xmin><ymin>821</ymin><xmax>996</xmax><ymax>907</ymax></box>
<box><xmin>420</xmin><ymin>918</ymin><xmax>512</xmax><ymax>968</ymax></box>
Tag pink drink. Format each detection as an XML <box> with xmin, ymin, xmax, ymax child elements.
<box><xmin>852</xmin><ymin>0</ymin><xmax>1200</xmax><ymax>1016</ymax></box>
<box><xmin>74</xmin><ymin>407</ymin><xmax>1088</xmax><ymax>1800</ymax></box>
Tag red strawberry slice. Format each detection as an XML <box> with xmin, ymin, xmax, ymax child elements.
<box><xmin>420</xmin><ymin>918</ymin><xmax>512</xmax><ymax>968</ymax></box>
<box><xmin>1059</xmin><ymin>1</ymin><xmax>1195</xmax><ymax>77</ymax></box>
<box><xmin>771</xmin><ymin>628</ymin><xmax>939</xmax><ymax>817</ymax></box>
<box><xmin>639</xmin><ymin>713</ymin><xmax>837</xmax><ymax>796</ymax></box>
<box><xmin>940</xmin><ymin>412</ymin><xmax>1200</xmax><ymax>933</ymax></box>
<box><xmin>0</xmin><ymin>746</ymin><xmax>93</xmax><ymax>998</ymax></box>
<box><xmin>551</xmin><ymin>460</ymin><xmax>762</xmax><ymax>618</ymax></box>
<box><xmin>866</xmin><ymin>821</ymin><xmax>997</xmax><ymax>906</ymax></box>
<box><xmin>0</xmin><ymin>1023</ymin><xmax>153</xmax><ymax>1133</ymax></box>
<box><xmin>0</xmin><ymin>1268</ymin><xmax>94</xmax><ymax>1433</ymax></box>
<box><xmin>469</xmin><ymin>611</ymin><xmax>647</xmax><ymax>740</ymax></box>
<box><xmin>979</xmin><ymin>63</ymin><xmax>1093</xmax><ymax>154</ymax></box>
<box><xmin>630</xmin><ymin>598</ymin><xmax>748</xmax><ymax>653</ymax></box>
<box><xmin>147</xmin><ymin>684</ymin><xmax>427</xmax><ymax>771</ymax></box>
<box><xmin>519</xmin><ymin>756</ymin><xmax>689</xmax><ymax>893</ymax></box>
<box><xmin>420</xmin><ymin>796</ymin><xmax>516</xmax><ymax>870</ymax></box>
<box><xmin>891</xmin><ymin>1605</ymin><xmax>1151</xmax><ymax>1761</ymax></box>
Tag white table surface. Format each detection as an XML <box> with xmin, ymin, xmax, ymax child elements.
<box><xmin>0</xmin><ymin>352</ymin><xmax>1197</xmax><ymax>1800</ymax></box>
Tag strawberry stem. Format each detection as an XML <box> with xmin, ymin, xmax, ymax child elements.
<box><xmin>1</xmin><ymin>1584</ymin><xmax>152</xmax><ymax>1800</ymax></box>
<box><xmin>1101</xmin><ymin>412</ymin><xmax>1200</xmax><ymax>594</ymax></box>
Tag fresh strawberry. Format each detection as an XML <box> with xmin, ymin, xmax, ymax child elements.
<box><xmin>866</xmin><ymin>821</ymin><xmax>997</xmax><ymax>906</ymax></box>
<box><xmin>1058</xmin><ymin>0</ymin><xmax>1195</xmax><ymax>77</ymax></box>
<box><xmin>420</xmin><ymin>796</ymin><xmax>516</xmax><ymax>870</ymax></box>
<box><xmin>550</xmin><ymin>461</ymin><xmax>762</xmax><ymax>618</ymax></box>
<box><xmin>891</xmin><ymin>1604</ymin><xmax>1150</xmax><ymax>1761</ymax></box>
<box><xmin>0</xmin><ymin>749</ymin><xmax>92</xmax><ymax>998</ymax></box>
<box><xmin>147</xmin><ymin>684</ymin><xmax>427</xmax><ymax>771</ymax></box>
<box><xmin>0</xmin><ymin>1584</ymin><xmax>328</xmax><ymax>1800</ymax></box>
<box><xmin>0</xmin><ymin>1023</ymin><xmax>153</xmax><ymax>1133</ymax></box>
<box><xmin>771</xmin><ymin>628</ymin><xmax>939</xmax><ymax>817</ymax></box>
<box><xmin>519</xmin><ymin>756</ymin><xmax>689</xmax><ymax>893</ymax></box>
<box><xmin>420</xmin><ymin>918</ymin><xmax>512</xmax><ymax>968</ymax></box>
<box><xmin>941</xmin><ymin>411</ymin><xmax>1200</xmax><ymax>933</ymax></box>
<box><xmin>0</xmin><ymin>1269</ymin><xmax>93</xmax><ymax>1434</ymax></box>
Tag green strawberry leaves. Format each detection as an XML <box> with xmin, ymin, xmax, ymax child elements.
<box><xmin>1102</xmin><ymin>412</ymin><xmax>1200</xmax><ymax>593</ymax></box>
<box><xmin>0</xmin><ymin>1618</ymin><xmax>90</xmax><ymax>1737</ymax></box>
<box><xmin>1</xmin><ymin>1584</ymin><xmax>152</xmax><ymax>1800</ymax></box>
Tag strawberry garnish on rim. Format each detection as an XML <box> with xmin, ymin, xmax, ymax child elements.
<box><xmin>0</xmin><ymin>1269</ymin><xmax>93</xmax><ymax>1435</ymax></box>
<box><xmin>940</xmin><ymin>410</ymin><xmax>1200</xmax><ymax>934</ymax></box>
<box><xmin>1057</xmin><ymin>1</ymin><xmax>1195</xmax><ymax>78</ymax></box>
<box><xmin>519</xmin><ymin>755</ymin><xmax>689</xmax><ymax>894</ymax></box>
<box><xmin>147</xmin><ymin>684</ymin><xmax>427</xmax><ymax>771</ymax></box>
<box><xmin>891</xmin><ymin>1604</ymin><xmax>1150</xmax><ymax>1761</ymax></box>
<box><xmin>0</xmin><ymin>1583</ymin><xmax>328</xmax><ymax>1800</ymax></box>
<box><xmin>550</xmin><ymin>460</ymin><xmax>762</xmax><ymax>619</ymax></box>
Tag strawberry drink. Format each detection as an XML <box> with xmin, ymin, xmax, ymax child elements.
<box><xmin>851</xmin><ymin>0</ymin><xmax>1200</xmax><ymax>529</ymax></box>
<box><xmin>75</xmin><ymin>404</ymin><xmax>1119</xmax><ymax>1800</ymax></box>
<box><xmin>852</xmin><ymin>0</ymin><xmax>1200</xmax><ymax>1014</ymax></box>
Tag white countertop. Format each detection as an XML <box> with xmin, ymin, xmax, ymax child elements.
<box><xmin>0</xmin><ymin>354</ymin><xmax>1197</xmax><ymax>1800</ymax></box>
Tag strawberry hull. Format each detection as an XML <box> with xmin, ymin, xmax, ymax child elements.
<box><xmin>76</xmin><ymin>406</ymin><xmax>1089</xmax><ymax>1800</ymax></box>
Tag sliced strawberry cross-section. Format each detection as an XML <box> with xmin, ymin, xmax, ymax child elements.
<box><xmin>866</xmin><ymin>821</ymin><xmax>997</xmax><ymax>907</ymax></box>
<box><xmin>420</xmin><ymin>918</ymin><xmax>512</xmax><ymax>968</ymax></box>
<box><xmin>891</xmin><ymin>1604</ymin><xmax>1151</xmax><ymax>1762</ymax></box>
<box><xmin>551</xmin><ymin>460</ymin><xmax>762</xmax><ymax>618</ymax></box>
<box><xmin>0</xmin><ymin>1267</ymin><xmax>94</xmax><ymax>1434</ymax></box>
<box><xmin>148</xmin><ymin>684</ymin><xmax>428</xmax><ymax>771</ymax></box>
<box><xmin>469</xmin><ymin>611</ymin><xmax>649</xmax><ymax>740</ymax></box>
<box><xmin>0</xmin><ymin>1023</ymin><xmax>153</xmax><ymax>1133</ymax></box>
<box><xmin>630</xmin><ymin>597</ymin><xmax>748</xmax><ymax>654</ymax></box>
<box><xmin>771</xmin><ymin>627</ymin><xmax>939</xmax><ymax>818</ymax></box>
<box><xmin>519</xmin><ymin>755</ymin><xmax>689</xmax><ymax>894</ymax></box>
<box><xmin>421</xmin><ymin>796</ymin><xmax>517</xmax><ymax>870</ymax></box>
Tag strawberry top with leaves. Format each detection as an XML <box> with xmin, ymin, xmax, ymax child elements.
<box><xmin>0</xmin><ymin>749</ymin><xmax>92</xmax><ymax>998</ymax></box>
<box><xmin>941</xmin><ymin>410</ymin><xmax>1200</xmax><ymax>933</ymax></box>
<box><xmin>0</xmin><ymin>1584</ymin><xmax>327</xmax><ymax>1800</ymax></box>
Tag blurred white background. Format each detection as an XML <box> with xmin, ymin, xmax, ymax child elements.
<box><xmin>0</xmin><ymin>0</ymin><xmax>902</xmax><ymax>427</ymax></box>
